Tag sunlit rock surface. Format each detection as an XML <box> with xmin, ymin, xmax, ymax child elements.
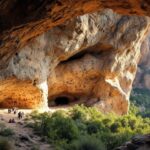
<box><xmin>0</xmin><ymin>9</ymin><xmax>150</xmax><ymax>114</ymax></box>
<box><xmin>134</xmin><ymin>34</ymin><xmax>150</xmax><ymax>90</ymax></box>
<box><xmin>0</xmin><ymin>0</ymin><xmax>150</xmax><ymax>69</ymax></box>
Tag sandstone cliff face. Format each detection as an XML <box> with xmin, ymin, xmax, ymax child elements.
<box><xmin>134</xmin><ymin>34</ymin><xmax>150</xmax><ymax>89</ymax></box>
<box><xmin>0</xmin><ymin>9</ymin><xmax>149</xmax><ymax>114</ymax></box>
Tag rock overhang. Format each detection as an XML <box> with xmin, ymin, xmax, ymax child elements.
<box><xmin>0</xmin><ymin>1</ymin><xmax>150</xmax><ymax>114</ymax></box>
<box><xmin>0</xmin><ymin>0</ymin><xmax>149</xmax><ymax>114</ymax></box>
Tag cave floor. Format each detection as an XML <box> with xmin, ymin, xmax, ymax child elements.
<box><xmin>0</xmin><ymin>109</ymin><xmax>53</xmax><ymax>150</ymax></box>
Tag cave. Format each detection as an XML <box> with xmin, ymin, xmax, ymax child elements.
<box><xmin>54</xmin><ymin>96</ymin><xmax>70</xmax><ymax>106</ymax></box>
<box><xmin>48</xmin><ymin>94</ymin><xmax>77</xmax><ymax>107</ymax></box>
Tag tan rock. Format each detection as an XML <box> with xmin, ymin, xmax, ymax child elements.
<box><xmin>0</xmin><ymin>0</ymin><xmax>150</xmax><ymax>69</ymax></box>
<box><xmin>134</xmin><ymin>34</ymin><xmax>150</xmax><ymax>90</ymax></box>
<box><xmin>0</xmin><ymin>10</ymin><xmax>149</xmax><ymax>114</ymax></box>
<box><xmin>0</xmin><ymin>78</ymin><xmax>41</xmax><ymax>108</ymax></box>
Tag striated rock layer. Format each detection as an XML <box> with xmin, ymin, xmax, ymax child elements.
<box><xmin>0</xmin><ymin>0</ymin><xmax>150</xmax><ymax>69</ymax></box>
<box><xmin>0</xmin><ymin>9</ymin><xmax>149</xmax><ymax>114</ymax></box>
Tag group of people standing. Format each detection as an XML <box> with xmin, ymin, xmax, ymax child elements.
<box><xmin>8</xmin><ymin>107</ymin><xmax>24</xmax><ymax>123</ymax></box>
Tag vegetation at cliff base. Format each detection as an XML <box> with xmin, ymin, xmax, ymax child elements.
<box><xmin>130</xmin><ymin>88</ymin><xmax>150</xmax><ymax>117</ymax></box>
<box><xmin>30</xmin><ymin>104</ymin><xmax>150</xmax><ymax>150</ymax></box>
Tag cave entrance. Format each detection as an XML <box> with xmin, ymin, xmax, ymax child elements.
<box><xmin>48</xmin><ymin>93</ymin><xmax>85</xmax><ymax>107</ymax></box>
<box><xmin>48</xmin><ymin>94</ymin><xmax>76</xmax><ymax>107</ymax></box>
<box><xmin>54</xmin><ymin>96</ymin><xmax>70</xmax><ymax>106</ymax></box>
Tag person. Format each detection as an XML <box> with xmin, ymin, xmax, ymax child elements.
<box><xmin>18</xmin><ymin>112</ymin><xmax>22</xmax><ymax>119</ymax></box>
<box><xmin>8</xmin><ymin>119</ymin><xmax>12</xmax><ymax>123</ymax></box>
<box><xmin>12</xmin><ymin>118</ymin><xmax>15</xmax><ymax>123</ymax></box>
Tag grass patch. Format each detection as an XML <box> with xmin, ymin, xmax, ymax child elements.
<box><xmin>0</xmin><ymin>123</ymin><xmax>14</xmax><ymax>137</ymax></box>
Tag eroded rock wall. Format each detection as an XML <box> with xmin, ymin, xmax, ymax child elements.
<box><xmin>0</xmin><ymin>9</ymin><xmax>150</xmax><ymax>114</ymax></box>
<box><xmin>134</xmin><ymin>34</ymin><xmax>150</xmax><ymax>89</ymax></box>
<box><xmin>0</xmin><ymin>0</ymin><xmax>150</xmax><ymax>70</ymax></box>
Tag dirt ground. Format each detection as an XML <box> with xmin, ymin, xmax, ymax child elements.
<box><xmin>0</xmin><ymin>109</ymin><xmax>53</xmax><ymax>150</ymax></box>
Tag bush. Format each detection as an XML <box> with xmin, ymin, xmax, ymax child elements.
<box><xmin>0</xmin><ymin>138</ymin><xmax>13</xmax><ymax>150</ymax></box>
<box><xmin>101</xmin><ymin>132</ymin><xmax>133</xmax><ymax>150</ymax></box>
<box><xmin>0</xmin><ymin>128</ymin><xmax>14</xmax><ymax>137</ymax></box>
<box><xmin>71</xmin><ymin>105</ymin><xmax>102</xmax><ymax>121</ymax></box>
<box><xmin>0</xmin><ymin>123</ymin><xmax>14</xmax><ymax>137</ymax></box>
<box><xmin>71</xmin><ymin>105</ymin><xmax>88</xmax><ymax>121</ymax></box>
<box><xmin>35</xmin><ymin>111</ymin><xmax>79</xmax><ymax>143</ymax></box>
<box><xmin>32</xmin><ymin>105</ymin><xmax>150</xmax><ymax>150</ymax></box>
<box><xmin>64</xmin><ymin>135</ymin><xmax>106</xmax><ymax>150</ymax></box>
<box><xmin>130</xmin><ymin>88</ymin><xmax>150</xmax><ymax>117</ymax></box>
<box><xmin>110</xmin><ymin>122</ymin><xmax>122</xmax><ymax>132</ymax></box>
<box><xmin>47</xmin><ymin>116</ymin><xmax>79</xmax><ymax>142</ymax></box>
<box><xmin>87</xmin><ymin>121</ymin><xmax>107</xmax><ymax>134</ymax></box>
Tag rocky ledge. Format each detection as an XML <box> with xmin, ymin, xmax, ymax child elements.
<box><xmin>116</xmin><ymin>134</ymin><xmax>150</xmax><ymax>150</ymax></box>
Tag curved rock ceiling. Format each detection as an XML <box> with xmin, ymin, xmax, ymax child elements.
<box><xmin>0</xmin><ymin>1</ymin><xmax>150</xmax><ymax>114</ymax></box>
<box><xmin>0</xmin><ymin>8</ymin><xmax>150</xmax><ymax>114</ymax></box>
<box><xmin>0</xmin><ymin>0</ymin><xmax>150</xmax><ymax>68</ymax></box>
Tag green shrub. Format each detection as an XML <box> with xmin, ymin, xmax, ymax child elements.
<box><xmin>71</xmin><ymin>105</ymin><xmax>88</xmax><ymax>121</ymax></box>
<box><xmin>47</xmin><ymin>117</ymin><xmax>79</xmax><ymax>142</ymax></box>
<box><xmin>35</xmin><ymin>111</ymin><xmax>79</xmax><ymax>143</ymax></box>
<box><xmin>0</xmin><ymin>128</ymin><xmax>14</xmax><ymax>137</ymax></box>
<box><xmin>74</xmin><ymin>120</ymin><xmax>87</xmax><ymax>135</ymax></box>
<box><xmin>0</xmin><ymin>123</ymin><xmax>14</xmax><ymax>137</ymax></box>
<box><xmin>32</xmin><ymin>104</ymin><xmax>150</xmax><ymax>150</ymax></box>
<box><xmin>71</xmin><ymin>105</ymin><xmax>102</xmax><ymax>121</ymax></box>
<box><xmin>0</xmin><ymin>138</ymin><xmax>13</xmax><ymax>150</ymax></box>
<box><xmin>64</xmin><ymin>135</ymin><xmax>106</xmax><ymax>150</ymax></box>
<box><xmin>101</xmin><ymin>132</ymin><xmax>133</xmax><ymax>150</ymax></box>
<box><xmin>87</xmin><ymin>121</ymin><xmax>107</xmax><ymax>134</ymax></box>
<box><xmin>110</xmin><ymin>122</ymin><xmax>122</xmax><ymax>132</ymax></box>
<box><xmin>130</xmin><ymin>88</ymin><xmax>150</xmax><ymax>117</ymax></box>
